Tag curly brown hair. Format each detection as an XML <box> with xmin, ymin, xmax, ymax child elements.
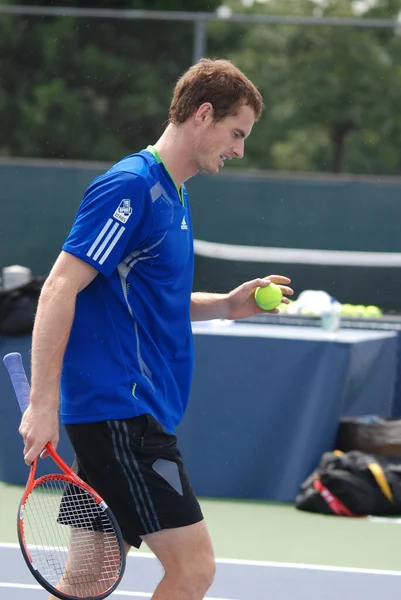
<box><xmin>168</xmin><ymin>58</ymin><xmax>263</xmax><ymax>125</ymax></box>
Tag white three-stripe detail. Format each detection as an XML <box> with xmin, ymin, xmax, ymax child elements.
<box><xmin>99</xmin><ymin>226</ymin><xmax>125</xmax><ymax>264</ymax></box>
<box><xmin>86</xmin><ymin>218</ymin><xmax>126</xmax><ymax>265</ymax></box>
<box><xmin>93</xmin><ymin>221</ymin><xmax>120</xmax><ymax>260</ymax></box>
<box><xmin>87</xmin><ymin>218</ymin><xmax>113</xmax><ymax>257</ymax></box>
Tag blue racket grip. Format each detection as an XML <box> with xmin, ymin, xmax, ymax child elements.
<box><xmin>3</xmin><ymin>352</ymin><xmax>31</xmax><ymax>414</ymax></box>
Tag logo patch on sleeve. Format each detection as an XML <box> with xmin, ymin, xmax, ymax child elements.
<box><xmin>114</xmin><ymin>199</ymin><xmax>132</xmax><ymax>223</ymax></box>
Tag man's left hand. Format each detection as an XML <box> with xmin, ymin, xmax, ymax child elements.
<box><xmin>225</xmin><ymin>275</ymin><xmax>293</xmax><ymax>320</ymax></box>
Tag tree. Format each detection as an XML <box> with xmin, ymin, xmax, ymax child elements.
<box><xmin>210</xmin><ymin>0</ymin><xmax>401</xmax><ymax>174</ymax></box>
<box><xmin>0</xmin><ymin>0</ymin><xmax>221</xmax><ymax>160</ymax></box>
<box><xmin>1</xmin><ymin>0</ymin><xmax>401</xmax><ymax>174</ymax></box>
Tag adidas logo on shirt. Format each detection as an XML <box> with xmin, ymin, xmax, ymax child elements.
<box><xmin>181</xmin><ymin>216</ymin><xmax>188</xmax><ymax>230</ymax></box>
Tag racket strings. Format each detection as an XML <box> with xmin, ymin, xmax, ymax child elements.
<box><xmin>21</xmin><ymin>479</ymin><xmax>123</xmax><ymax>598</ymax></box>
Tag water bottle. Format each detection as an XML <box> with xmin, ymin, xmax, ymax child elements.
<box><xmin>321</xmin><ymin>297</ymin><xmax>341</xmax><ymax>333</ymax></box>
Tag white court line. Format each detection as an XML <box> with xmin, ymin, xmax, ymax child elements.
<box><xmin>1</xmin><ymin>542</ymin><xmax>401</xmax><ymax>578</ymax></box>
<box><xmin>215</xmin><ymin>558</ymin><xmax>401</xmax><ymax>577</ymax></box>
<box><xmin>0</xmin><ymin>582</ymin><xmax>236</xmax><ymax>600</ymax></box>
<box><xmin>367</xmin><ymin>516</ymin><xmax>401</xmax><ymax>525</ymax></box>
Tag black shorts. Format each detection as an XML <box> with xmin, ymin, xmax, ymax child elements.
<box><xmin>65</xmin><ymin>414</ymin><xmax>203</xmax><ymax>548</ymax></box>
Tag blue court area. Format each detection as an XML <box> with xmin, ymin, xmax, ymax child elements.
<box><xmin>1</xmin><ymin>543</ymin><xmax>401</xmax><ymax>600</ymax></box>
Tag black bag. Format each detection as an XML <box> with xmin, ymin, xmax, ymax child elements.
<box><xmin>296</xmin><ymin>450</ymin><xmax>401</xmax><ymax>517</ymax></box>
<box><xmin>0</xmin><ymin>277</ymin><xmax>46</xmax><ymax>335</ymax></box>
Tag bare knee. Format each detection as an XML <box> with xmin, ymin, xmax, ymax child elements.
<box><xmin>184</xmin><ymin>551</ymin><xmax>216</xmax><ymax>590</ymax></box>
<box><xmin>167</xmin><ymin>549</ymin><xmax>216</xmax><ymax>596</ymax></box>
<box><xmin>143</xmin><ymin>522</ymin><xmax>216</xmax><ymax>598</ymax></box>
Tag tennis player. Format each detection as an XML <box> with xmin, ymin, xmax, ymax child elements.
<box><xmin>19</xmin><ymin>58</ymin><xmax>293</xmax><ymax>599</ymax></box>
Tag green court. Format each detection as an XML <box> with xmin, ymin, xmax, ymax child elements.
<box><xmin>1</xmin><ymin>480</ymin><xmax>399</xmax><ymax>571</ymax></box>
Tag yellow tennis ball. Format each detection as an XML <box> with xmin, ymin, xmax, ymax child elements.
<box><xmin>365</xmin><ymin>305</ymin><xmax>382</xmax><ymax>318</ymax></box>
<box><xmin>254</xmin><ymin>283</ymin><xmax>283</xmax><ymax>310</ymax></box>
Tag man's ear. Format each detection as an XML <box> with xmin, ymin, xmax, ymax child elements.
<box><xmin>194</xmin><ymin>102</ymin><xmax>214</xmax><ymax>125</ymax></box>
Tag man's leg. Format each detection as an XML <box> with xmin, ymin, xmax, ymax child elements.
<box><xmin>143</xmin><ymin>520</ymin><xmax>216</xmax><ymax>600</ymax></box>
<box><xmin>65</xmin><ymin>416</ymin><xmax>212</xmax><ymax>598</ymax></box>
<box><xmin>47</xmin><ymin>541</ymin><xmax>131</xmax><ymax>600</ymax></box>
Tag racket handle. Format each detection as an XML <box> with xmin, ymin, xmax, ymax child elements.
<box><xmin>3</xmin><ymin>352</ymin><xmax>31</xmax><ymax>413</ymax></box>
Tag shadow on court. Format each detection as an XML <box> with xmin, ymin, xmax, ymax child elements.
<box><xmin>1</xmin><ymin>543</ymin><xmax>400</xmax><ymax>599</ymax></box>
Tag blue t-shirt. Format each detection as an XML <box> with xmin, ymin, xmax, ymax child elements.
<box><xmin>60</xmin><ymin>147</ymin><xmax>194</xmax><ymax>433</ymax></box>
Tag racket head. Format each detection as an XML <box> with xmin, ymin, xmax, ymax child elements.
<box><xmin>18</xmin><ymin>468</ymin><xmax>126</xmax><ymax>600</ymax></box>
<box><xmin>3</xmin><ymin>352</ymin><xmax>126</xmax><ymax>599</ymax></box>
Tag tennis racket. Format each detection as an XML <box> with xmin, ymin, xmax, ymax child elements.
<box><xmin>3</xmin><ymin>352</ymin><xmax>126</xmax><ymax>600</ymax></box>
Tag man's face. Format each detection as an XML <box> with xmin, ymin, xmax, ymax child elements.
<box><xmin>192</xmin><ymin>103</ymin><xmax>255</xmax><ymax>174</ymax></box>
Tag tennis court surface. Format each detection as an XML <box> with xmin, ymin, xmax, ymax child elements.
<box><xmin>1</xmin><ymin>543</ymin><xmax>401</xmax><ymax>599</ymax></box>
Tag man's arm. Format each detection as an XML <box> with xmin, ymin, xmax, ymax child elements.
<box><xmin>19</xmin><ymin>251</ymin><xmax>98</xmax><ymax>465</ymax></box>
<box><xmin>190</xmin><ymin>292</ymin><xmax>228</xmax><ymax>321</ymax></box>
<box><xmin>190</xmin><ymin>275</ymin><xmax>293</xmax><ymax>322</ymax></box>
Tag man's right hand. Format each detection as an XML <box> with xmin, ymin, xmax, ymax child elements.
<box><xmin>19</xmin><ymin>403</ymin><xmax>59</xmax><ymax>465</ymax></box>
